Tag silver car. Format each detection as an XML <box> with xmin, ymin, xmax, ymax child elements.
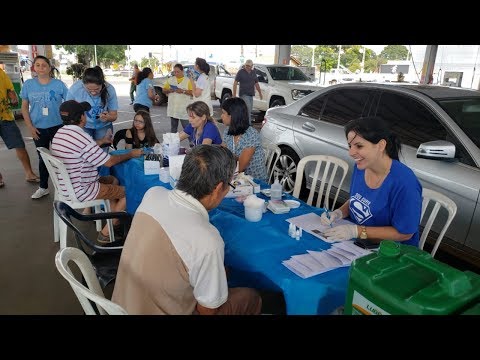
<box><xmin>260</xmin><ymin>82</ymin><xmax>480</xmax><ymax>267</ymax></box>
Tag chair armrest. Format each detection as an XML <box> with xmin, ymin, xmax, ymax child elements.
<box><xmin>70</xmin><ymin>210</ymin><xmax>132</xmax><ymax>222</ymax></box>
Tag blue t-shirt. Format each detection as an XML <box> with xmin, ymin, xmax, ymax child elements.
<box><xmin>223</xmin><ymin>126</ymin><xmax>267</xmax><ymax>181</ymax></box>
<box><xmin>133</xmin><ymin>78</ymin><xmax>154</xmax><ymax>109</ymax></box>
<box><xmin>66</xmin><ymin>80</ymin><xmax>118</xmax><ymax>130</ymax></box>
<box><xmin>20</xmin><ymin>78</ymin><xmax>68</xmax><ymax>129</ymax></box>
<box><xmin>348</xmin><ymin>159</ymin><xmax>422</xmax><ymax>247</ymax></box>
<box><xmin>184</xmin><ymin>121</ymin><xmax>222</xmax><ymax>145</ymax></box>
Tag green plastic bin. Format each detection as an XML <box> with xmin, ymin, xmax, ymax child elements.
<box><xmin>344</xmin><ymin>241</ymin><xmax>480</xmax><ymax>315</ymax></box>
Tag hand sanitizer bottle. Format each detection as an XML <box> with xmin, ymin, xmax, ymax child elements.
<box><xmin>270</xmin><ymin>177</ymin><xmax>282</xmax><ymax>201</ymax></box>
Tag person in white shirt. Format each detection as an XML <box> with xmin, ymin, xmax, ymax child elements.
<box><xmin>112</xmin><ymin>145</ymin><xmax>262</xmax><ymax>315</ymax></box>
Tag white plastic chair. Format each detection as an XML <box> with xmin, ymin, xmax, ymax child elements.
<box><xmin>262</xmin><ymin>142</ymin><xmax>282</xmax><ymax>184</ymax></box>
<box><xmin>293</xmin><ymin>154</ymin><xmax>349</xmax><ymax>211</ymax></box>
<box><xmin>55</xmin><ymin>247</ymin><xmax>127</xmax><ymax>315</ymax></box>
<box><xmin>419</xmin><ymin>188</ymin><xmax>457</xmax><ymax>257</ymax></box>
<box><xmin>37</xmin><ymin>147</ymin><xmax>114</xmax><ymax>249</ymax></box>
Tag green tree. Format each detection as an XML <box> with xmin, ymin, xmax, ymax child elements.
<box><xmin>380</xmin><ymin>45</ymin><xmax>409</xmax><ymax>61</ymax></box>
<box><xmin>55</xmin><ymin>45</ymin><xmax>127</xmax><ymax>67</ymax></box>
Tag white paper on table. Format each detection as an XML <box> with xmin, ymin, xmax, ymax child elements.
<box><xmin>286</xmin><ymin>212</ymin><xmax>355</xmax><ymax>243</ymax></box>
<box><xmin>326</xmin><ymin>248</ymin><xmax>352</xmax><ymax>265</ymax></box>
<box><xmin>144</xmin><ymin>160</ymin><xmax>160</xmax><ymax>175</ymax></box>
<box><xmin>332</xmin><ymin>241</ymin><xmax>372</xmax><ymax>257</ymax></box>
<box><xmin>291</xmin><ymin>253</ymin><xmax>326</xmax><ymax>273</ymax></box>
<box><xmin>307</xmin><ymin>250</ymin><xmax>343</xmax><ymax>268</ymax></box>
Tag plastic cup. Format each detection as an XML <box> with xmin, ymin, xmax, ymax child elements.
<box><xmin>244</xmin><ymin>205</ymin><xmax>263</xmax><ymax>222</ymax></box>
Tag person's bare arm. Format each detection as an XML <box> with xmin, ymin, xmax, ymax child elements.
<box><xmin>255</xmin><ymin>82</ymin><xmax>262</xmax><ymax>100</ymax></box>
<box><xmin>195</xmin><ymin>303</ymin><xmax>219</xmax><ymax>315</ymax></box>
<box><xmin>103</xmin><ymin>148</ymin><xmax>143</xmax><ymax>167</ymax></box>
<box><xmin>233</xmin><ymin>80</ymin><xmax>239</xmax><ymax>97</ymax></box>
<box><xmin>237</xmin><ymin>147</ymin><xmax>255</xmax><ymax>172</ymax></box>
<box><xmin>125</xmin><ymin>129</ymin><xmax>133</xmax><ymax>149</ymax></box>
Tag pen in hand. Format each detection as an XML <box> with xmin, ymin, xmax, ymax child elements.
<box><xmin>326</xmin><ymin>209</ymin><xmax>333</xmax><ymax>227</ymax></box>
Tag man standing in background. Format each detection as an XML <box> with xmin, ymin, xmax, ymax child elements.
<box><xmin>232</xmin><ymin>59</ymin><xmax>262</xmax><ymax>124</ymax></box>
<box><xmin>129</xmin><ymin>64</ymin><xmax>140</xmax><ymax>105</ymax></box>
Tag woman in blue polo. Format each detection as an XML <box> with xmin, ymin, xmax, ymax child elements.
<box><xmin>178</xmin><ymin>101</ymin><xmax>222</xmax><ymax>146</ymax></box>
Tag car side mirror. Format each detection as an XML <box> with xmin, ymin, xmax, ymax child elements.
<box><xmin>416</xmin><ymin>140</ymin><xmax>456</xmax><ymax>160</ymax></box>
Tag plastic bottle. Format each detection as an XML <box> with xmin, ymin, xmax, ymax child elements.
<box><xmin>270</xmin><ymin>177</ymin><xmax>282</xmax><ymax>201</ymax></box>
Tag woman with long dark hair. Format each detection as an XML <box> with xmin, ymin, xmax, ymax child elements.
<box><xmin>220</xmin><ymin>97</ymin><xmax>266</xmax><ymax>181</ymax></box>
<box><xmin>125</xmin><ymin>110</ymin><xmax>159</xmax><ymax>149</ymax></box>
<box><xmin>133</xmin><ymin>67</ymin><xmax>159</xmax><ymax>113</ymax></box>
<box><xmin>66</xmin><ymin>66</ymin><xmax>118</xmax><ymax>147</ymax></box>
<box><xmin>320</xmin><ymin>116</ymin><xmax>422</xmax><ymax>247</ymax></box>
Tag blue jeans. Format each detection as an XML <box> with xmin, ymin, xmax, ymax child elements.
<box><xmin>84</xmin><ymin>124</ymin><xmax>113</xmax><ymax>153</ymax></box>
<box><xmin>240</xmin><ymin>95</ymin><xmax>253</xmax><ymax>124</ymax></box>
<box><xmin>34</xmin><ymin>124</ymin><xmax>63</xmax><ymax>189</ymax></box>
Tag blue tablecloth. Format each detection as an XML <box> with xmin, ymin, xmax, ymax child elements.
<box><xmin>103</xmin><ymin>150</ymin><xmax>349</xmax><ymax>315</ymax></box>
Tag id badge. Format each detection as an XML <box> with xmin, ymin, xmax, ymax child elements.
<box><xmin>42</xmin><ymin>107</ymin><xmax>48</xmax><ymax>116</ymax></box>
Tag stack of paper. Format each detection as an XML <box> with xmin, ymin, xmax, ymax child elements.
<box><xmin>282</xmin><ymin>241</ymin><xmax>372</xmax><ymax>279</ymax></box>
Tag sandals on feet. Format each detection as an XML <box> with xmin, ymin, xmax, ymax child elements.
<box><xmin>26</xmin><ymin>176</ymin><xmax>40</xmax><ymax>183</ymax></box>
<box><xmin>97</xmin><ymin>232</ymin><xmax>111</xmax><ymax>244</ymax></box>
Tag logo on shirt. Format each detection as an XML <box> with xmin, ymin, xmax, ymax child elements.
<box><xmin>350</xmin><ymin>193</ymin><xmax>372</xmax><ymax>224</ymax></box>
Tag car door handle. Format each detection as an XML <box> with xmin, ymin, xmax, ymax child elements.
<box><xmin>302</xmin><ymin>122</ymin><xmax>316</xmax><ymax>132</ymax></box>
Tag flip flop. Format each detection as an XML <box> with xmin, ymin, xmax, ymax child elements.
<box><xmin>26</xmin><ymin>176</ymin><xmax>40</xmax><ymax>183</ymax></box>
<box><xmin>0</xmin><ymin>180</ymin><xmax>4</xmax><ymax>188</ymax></box>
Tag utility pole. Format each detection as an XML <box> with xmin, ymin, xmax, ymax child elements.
<box><xmin>337</xmin><ymin>45</ymin><xmax>342</xmax><ymax>70</ymax></box>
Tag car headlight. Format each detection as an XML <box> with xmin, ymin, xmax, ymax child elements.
<box><xmin>291</xmin><ymin>89</ymin><xmax>312</xmax><ymax>100</ymax></box>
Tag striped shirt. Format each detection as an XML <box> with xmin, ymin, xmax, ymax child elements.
<box><xmin>51</xmin><ymin>125</ymin><xmax>111</xmax><ymax>201</ymax></box>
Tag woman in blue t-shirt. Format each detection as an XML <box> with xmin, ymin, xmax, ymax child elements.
<box><xmin>178</xmin><ymin>101</ymin><xmax>222</xmax><ymax>146</ymax></box>
<box><xmin>66</xmin><ymin>66</ymin><xmax>118</xmax><ymax>145</ymax></box>
<box><xmin>320</xmin><ymin>116</ymin><xmax>422</xmax><ymax>247</ymax></box>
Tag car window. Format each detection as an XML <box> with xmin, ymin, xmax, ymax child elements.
<box><xmin>255</xmin><ymin>68</ymin><xmax>268</xmax><ymax>83</ymax></box>
<box><xmin>439</xmin><ymin>98</ymin><xmax>480</xmax><ymax>149</ymax></box>
<box><xmin>376</xmin><ymin>92</ymin><xmax>447</xmax><ymax>147</ymax></box>
<box><xmin>375</xmin><ymin>91</ymin><xmax>475</xmax><ymax>167</ymax></box>
<box><xmin>317</xmin><ymin>89</ymin><xmax>373</xmax><ymax>126</ymax></box>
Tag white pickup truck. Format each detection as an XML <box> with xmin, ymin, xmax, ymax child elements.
<box><xmin>214</xmin><ymin>64</ymin><xmax>325</xmax><ymax>111</ymax></box>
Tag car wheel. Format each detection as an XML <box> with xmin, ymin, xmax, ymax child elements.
<box><xmin>221</xmin><ymin>91</ymin><xmax>232</xmax><ymax>105</ymax></box>
<box><xmin>270</xmin><ymin>98</ymin><xmax>285</xmax><ymax>108</ymax></box>
<box><xmin>276</xmin><ymin>147</ymin><xmax>300</xmax><ymax>194</ymax></box>
<box><xmin>154</xmin><ymin>88</ymin><xmax>167</xmax><ymax>106</ymax></box>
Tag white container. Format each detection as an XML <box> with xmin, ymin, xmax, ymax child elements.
<box><xmin>244</xmin><ymin>205</ymin><xmax>263</xmax><ymax>222</ymax></box>
<box><xmin>270</xmin><ymin>178</ymin><xmax>283</xmax><ymax>201</ymax></box>
<box><xmin>159</xmin><ymin>167</ymin><xmax>170</xmax><ymax>183</ymax></box>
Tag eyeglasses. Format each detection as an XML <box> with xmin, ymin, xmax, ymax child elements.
<box><xmin>134</xmin><ymin>119</ymin><xmax>145</xmax><ymax>124</ymax></box>
<box><xmin>84</xmin><ymin>84</ymin><xmax>103</xmax><ymax>94</ymax></box>
<box><xmin>229</xmin><ymin>182</ymin><xmax>236</xmax><ymax>190</ymax></box>
<box><xmin>245</xmin><ymin>65</ymin><xmax>253</xmax><ymax>68</ymax></box>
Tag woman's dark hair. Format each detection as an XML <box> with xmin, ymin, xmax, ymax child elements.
<box><xmin>33</xmin><ymin>55</ymin><xmax>60</xmax><ymax>78</ymax></box>
<box><xmin>344</xmin><ymin>116</ymin><xmax>401</xmax><ymax>160</ymax></box>
<box><xmin>130</xmin><ymin>110</ymin><xmax>159</xmax><ymax>148</ymax></box>
<box><xmin>222</xmin><ymin>97</ymin><xmax>250</xmax><ymax>136</ymax></box>
<box><xmin>136</xmin><ymin>67</ymin><xmax>153</xmax><ymax>85</ymax></box>
<box><xmin>195</xmin><ymin>57</ymin><xmax>210</xmax><ymax>75</ymax></box>
<box><xmin>174</xmin><ymin>63</ymin><xmax>184</xmax><ymax>71</ymax></box>
<box><xmin>82</xmin><ymin>66</ymin><xmax>109</xmax><ymax>107</ymax></box>
<box><xmin>186</xmin><ymin>101</ymin><xmax>215</xmax><ymax>124</ymax></box>
<box><xmin>176</xmin><ymin>144</ymin><xmax>236</xmax><ymax>200</ymax></box>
